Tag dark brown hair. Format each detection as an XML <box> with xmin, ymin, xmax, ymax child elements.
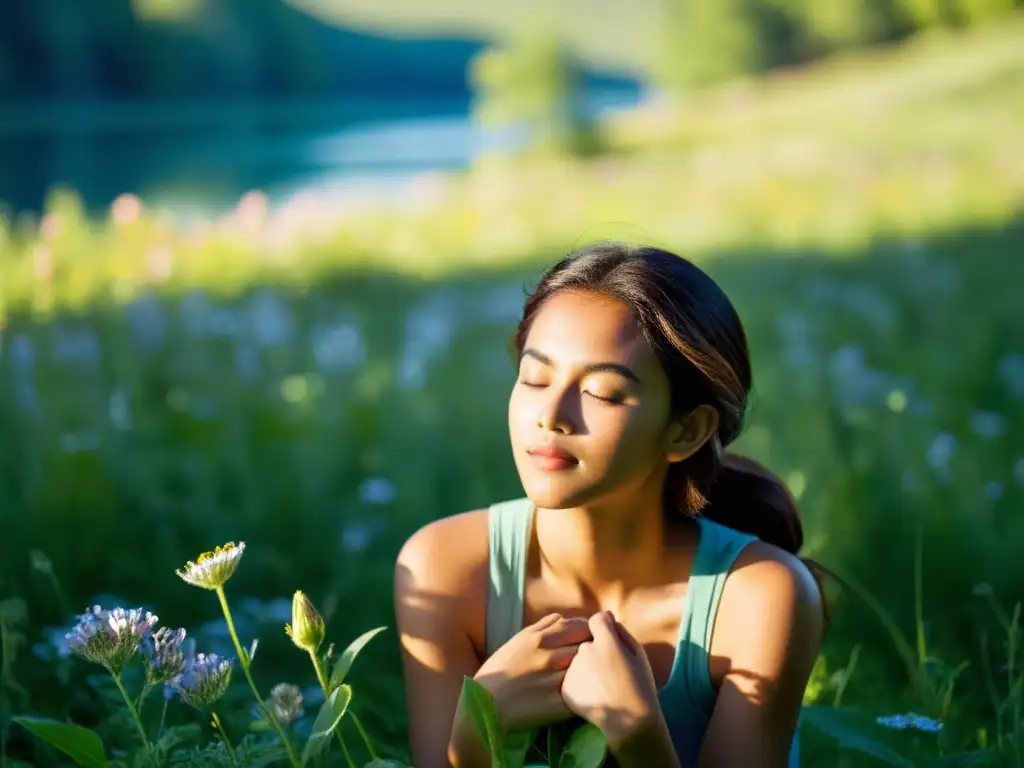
<box><xmin>514</xmin><ymin>241</ymin><xmax>806</xmax><ymax>555</ymax></box>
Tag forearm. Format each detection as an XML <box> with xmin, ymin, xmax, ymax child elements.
<box><xmin>608</xmin><ymin>711</ymin><xmax>682</xmax><ymax>768</ymax></box>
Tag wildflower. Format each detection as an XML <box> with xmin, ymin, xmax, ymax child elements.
<box><xmin>269</xmin><ymin>683</ymin><xmax>304</xmax><ymax>725</ymax></box>
<box><xmin>142</xmin><ymin>626</ymin><xmax>190</xmax><ymax>683</ymax></box>
<box><xmin>876</xmin><ymin>712</ymin><xmax>944</xmax><ymax>733</ymax></box>
<box><xmin>969</xmin><ymin>411</ymin><xmax>1007</xmax><ymax>440</ymax></box>
<box><xmin>176</xmin><ymin>542</ymin><xmax>245</xmax><ymax>590</ymax></box>
<box><xmin>358</xmin><ymin>477</ymin><xmax>396</xmax><ymax>506</ymax></box>
<box><xmin>65</xmin><ymin>606</ymin><xmax>159</xmax><ymax>674</ymax></box>
<box><xmin>169</xmin><ymin>653</ymin><xmax>233</xmax><ymax>709</ymax></box>
<box><xmin>285</xmin><ymin>591</ymin><xmax>325</xmax><ymax>653</ymax></box>
<box><xmin>984</xmin><ymin>481</ymin><xmax>1003</xmax><ymax>501</ymax></box>
<box><xmin>926</xmin><ymin>432</ymin><xmax>957</xmax><ymax>472</ymax></box>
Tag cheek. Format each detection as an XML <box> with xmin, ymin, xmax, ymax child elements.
<box><xmin>507</xmin><ymin>387</ymin><xmax>533</xmax><ymax>444</ymax></box>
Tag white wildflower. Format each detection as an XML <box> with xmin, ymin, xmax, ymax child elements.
<box><xmin>176</xmin><ymin>542</ymin><xmax>246</xmax><ymax>590</ymax></box>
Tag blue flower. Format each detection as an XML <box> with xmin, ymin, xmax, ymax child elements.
<box><xmin>168</xmin><ymin>653</ymin><xmax>233</xmax><ymax>710</ymax></box>
<box><xmin>876</xmin><ymin>712</ymin><xmax>944</xmax><ymax>733</ymax></box>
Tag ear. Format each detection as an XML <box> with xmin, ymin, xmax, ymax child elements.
<box><xmin>665</xmin><ymin>404</ymin><xmax>719</xmax><ymax>464</ymax></box>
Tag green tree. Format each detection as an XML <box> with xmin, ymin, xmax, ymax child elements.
<box><xmin>468</xmin><ymin>30</ymin><xmax>597</xmax><ymax>158</ymax></box>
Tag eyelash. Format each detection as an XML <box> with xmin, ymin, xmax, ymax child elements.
<box><xmin>519</xmin><ymin>380</ymin><xmax>624</xmax><ymax>405</ymax></box>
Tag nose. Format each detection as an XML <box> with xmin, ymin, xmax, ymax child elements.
<box><xmin>536</xmin><ymin>384</ymin><xmax>576</xmax><ymax>434</ymax></box>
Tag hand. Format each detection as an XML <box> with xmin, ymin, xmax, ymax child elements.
<box><xmin>560</xmin><ymin>611</ymin><xmax>662</xmax><ymax>750</ymax></box>
<box><xmin>474</xmin><ymin>613</ymin><xmax>593</xmax><ymax>733</ymax></box>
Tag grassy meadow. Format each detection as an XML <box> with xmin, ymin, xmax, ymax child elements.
<box><xmin>2</xmin><ymin>15</ymin><xmax>1024</xmax><ymax>768</ymax></box>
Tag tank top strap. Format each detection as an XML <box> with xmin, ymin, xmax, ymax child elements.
<box><xmin>681</xmin><ymin>515</ymin><xmax>759</xmax><ymax>709</ymax></box>
<box><xmin>485</xmin><ymin>498</ymin><xmax>535</xmax><ymax>657</ymax></box>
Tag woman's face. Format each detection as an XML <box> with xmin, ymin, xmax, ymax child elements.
<box><xmin>508</xmin><ymin>289</ymin><xmax>677</xmax><ymax>510</ymax></box>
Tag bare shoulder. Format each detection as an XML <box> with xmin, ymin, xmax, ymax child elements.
<box><xmin>726</xmin><ymin>540</ymin><xmax>823</xmax><ymax>612</ymax></box>
<box><xmin>712</xmin><ymin>540</ymin><xmax>825</xmax><ymax>673</ymax></box>
<box><xmin>396</xmin><ymin>508</ymin><xmax>490</xmax><ymax>585</ymax></box>
<box><xmin>394</xmin><ymin>508</ymin><xmax>491</xmax><ymax>656</ymax></box>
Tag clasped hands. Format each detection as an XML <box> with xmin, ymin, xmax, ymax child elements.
<box><xmin>474</xmin><ymin>611</ymin><xmax>665</xmax><ymax>753</ymax></box>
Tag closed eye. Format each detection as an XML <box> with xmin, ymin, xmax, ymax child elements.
<box><xmin>585</xmin><ymin>390</ymin><xmax>625</xmax><ymax>405</ymax></box>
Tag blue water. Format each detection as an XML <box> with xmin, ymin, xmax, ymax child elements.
<box><xmin>0</xmin><ymin>85</ymin><xmax>641</xmax><ymax>220</ymax></box>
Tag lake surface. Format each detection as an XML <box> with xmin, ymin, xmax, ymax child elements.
<box><xmin>0</xmin><ymin>85</ymin><xmax>641</xmax><ymax>221</ymax></box>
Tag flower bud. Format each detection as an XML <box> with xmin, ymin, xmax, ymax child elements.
<box><xmin>285</xmin><ymin>591</ymin><xmax>325</xmax><ymax>653</ymax></box>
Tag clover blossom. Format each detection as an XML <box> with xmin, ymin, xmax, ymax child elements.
<box><xmin>65</xmin><ymin>606</ymin><xmax>158</xmax><ymax>673</ymax></box>
<box><xmin>269</xmin><ymin>683</ymin><xmax>304</xmax><ymax>725</ymax></box>
<box><xmin>169</xmin><ymin>652</ymin><xmax>233</xmax><ymax>709</ymax></box>
<box><xmin>142</xmin><ymin>626</ymin><xmax>190</xmax><ymax>683</ymax></box>
<box><xmin>176</xmin><ymin>542</ymin><xmax>245</xmax><ymax>590</ymax></box>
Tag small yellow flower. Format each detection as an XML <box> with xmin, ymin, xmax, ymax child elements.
<box><xmin>176</xmin><ymin>542</ymin><xmax>246</xmax><ymax>590</ymax></box>
<box><xmin>285</xmin><ymin>591</ymin><xmax>325</xmax><ymax>653</ymax></box>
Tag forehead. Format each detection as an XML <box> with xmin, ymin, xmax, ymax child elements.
<box><xmin>524</xmin><ymin>290</ymin><xmax>653</xmax><ymax>365</ymax></box>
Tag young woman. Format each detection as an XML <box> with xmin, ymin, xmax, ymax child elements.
<box><xmin>394</xmin><ymin>243</ymin><xmax>826</xmax><ymax>768</ymax></box>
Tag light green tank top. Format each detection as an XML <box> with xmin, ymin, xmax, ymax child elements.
<box><xmin>485</xmin><ymin>497</ymin><xmax>800</xmax><ymax>768</ymax></box>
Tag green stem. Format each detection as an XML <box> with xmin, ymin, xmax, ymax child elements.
<box><xmin>136</xmin><ymin>680</ymin><xmax>155</xmax><ymax>717</ymax></box>
<box><xmin>349</xmin><ymin>711</ymin><xmax>379</xmax><ymax>760</ymax></box>
<box><xmin>309</xmin><ymin>650</ymin><xmax>357</xmax><ymax>768</ymax></box>
<box><xmin>216</xmin><ymin>586</ymin><xmax>301</xmax><ymax>768</ymax></box>
<box><xmin>159</xmin><ymin>696</ymin><xmax>169</xmax><ymax>738</ymax></box>
<box><xmin>110</xmin><ymin>669</ymin><xmax>150</xmax><ymax>748</ymax></box>
<box><xmin>212</xmin><ymin>711</ymin><xmax>237</xmax><ymax>764</ymax></box>
<box><xmin>310</xmin><ymin>650</ymin><xmax>330</xmax><ymax>693</ymax></box>
<box><xmin>335</xmin><ymin>729</ymin><xmax>357</xmax><ymax>768</ymax></box>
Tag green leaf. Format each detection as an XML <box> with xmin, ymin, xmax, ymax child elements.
<box><xmin>504</xmin><ymin>729</ymin><xmax>536</xmax><ymax>768</ymax></box>
<box><xmin>300</xmin><ymin>683</ymin><xmax>353</xmax><ymax>767</ymax></box>
<box><xmin>546</xmin><ymin>725</ymin><xmax>563</xmax><ymax>767</ymax></box>
<box><xmin>328</xmin><ymin>626</ymin><xmax>387</xmax><ymax>691</ymax></box>
<box><xmin>13</xmin><ymin>716</ymin><xmax>109</xmax><ymax>768</ymax></box>
<box><xmin>800</xmin><ymin>707</ymin><xmax>915</xmax><ymax>767</ymax></box>
<box><xmin>459</xmin><ymin>677</ymin><xmax>507</xmax><ymax>768</ymax></box>
<box><xmin>558</xmin><ymin>722</ymin><xmax>606</xmax><ymax>768</ymax></box>
<box><xmin>363</xmin><ymin>761</ymin><xmax>412</xmax><ymax>768</ymax></box>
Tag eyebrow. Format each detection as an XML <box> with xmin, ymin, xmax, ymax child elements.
<box><xmin>521</xmin><ymin>348</ymin><xmax>642</xmax><ymax>385</ymax></box>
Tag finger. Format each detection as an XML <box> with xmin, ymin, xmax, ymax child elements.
<box><xmin>541</xmin><ymin>617</ymin><xmax>593</xmax><ymax>648</ymax></box>
<box><xmin>612</xmin><ymin>620</ymin><xmax>642</xmax><ymax>657</ymax></box>
<box><xmin>547</xmin><ymin>642</ymin><xmax>586</xmax><ymax>670</ymax></box>
<box><xmin>587</xmin><ymin>610</ymin><xmax>618</xmax><ymax>647</ymax></box>
<box><xmin>531</xmin><ymin>613</ymin><xmax>563</xmax><ymax>632</ymax></box>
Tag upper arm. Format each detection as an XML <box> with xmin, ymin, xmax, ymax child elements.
<box><xmin>394</xmin><ymin>511</ymin><xmax>489</xmax><ymax>768</ymax></box>
<box><xmin>697</xmin><ymin>545</ymin><xmax>825</xmax><ymax>768</ymax></box>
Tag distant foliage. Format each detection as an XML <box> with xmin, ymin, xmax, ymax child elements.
<box><xmin>468</xmin><ymin>31</ymin><xmax>599</xmax><ymax>158</ymax></box>
<box><xmin>654</xmin><ymin>0</ymin><xmax>1023</xmax><ymax>90</ymax></box>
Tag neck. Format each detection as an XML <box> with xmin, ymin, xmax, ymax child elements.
<box><xmin>534</xmin><ymin>482</ymin><xmax>685</xmax><ymax>611</ymax></box>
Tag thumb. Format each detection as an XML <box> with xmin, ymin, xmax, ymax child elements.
<box><xmin>592</xmin><ymin>611</ymin><xmax>640</xmax><ymax>657</ymax></box>
<box><xmin>612</xmin><ymin>618</ymin><xmax>643</xmax><ymax>658</ymax></box>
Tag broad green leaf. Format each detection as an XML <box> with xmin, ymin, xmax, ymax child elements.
<box><xmin>459</xmin><ymin>677</ymin><xmax>507</xmax><ymax>768</ymax></box>
<box><xmin>300</xmin><ymin>683</ymin><xmax>353</xmax><ymax>767</ymax></box>
<box><xmin>504</xmin><ymin>729</ymin><xmax>536</xmax><ymax>768</ymax></box>
<box><xmin>329</xmin><ymin>626</ymin><xmax>387</xmax><ymax>691</ymax></box>
<box><xmin>546</xmin><ymin>725</ymin><xmax>563</xmax><ymax>766</ymax></box>
<box><xmin>363</xmin><ymin>761</ymin><xmax>412</xmax><ymax>768</ymax></box>
<box><xmin>558</xmin><ymin>723</ymin><xmax>606</xmax><ymax>768</ymax></box>
<box><xmin>13</xmin><ymin>716</ymin><xmax>109</xmax><ymax>768</ymax></box>
<box><xmin>800</xmin><ymin>707</ymin><xmax>914</xmax><ymax>767</ymax></box>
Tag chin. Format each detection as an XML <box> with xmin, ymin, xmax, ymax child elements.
<box><xmin>518</xmin><ymin>472</ymin><xmax>595</xmax><ymax>510</ymax></box>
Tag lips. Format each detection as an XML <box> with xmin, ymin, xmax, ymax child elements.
<box><xmin>527</xmin><ymin>444</ymin><xmax>579</xmax><ymax>471</ymax></box>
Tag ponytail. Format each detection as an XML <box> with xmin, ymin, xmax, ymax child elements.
<box><xmin>702</xmin><ymin>452</ymin><xmax>803</xmax><ymax>554</ymax></box>
<box><xmin>673</xmin><ymin>449</ymin><xmax>836</xmax><ymax>625</ymax></box>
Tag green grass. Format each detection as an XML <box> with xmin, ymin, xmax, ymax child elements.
<box><xmin>2</xmin><ymin>18</ymin><xmax>1024</xmax><ymax>768</ymax></box>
